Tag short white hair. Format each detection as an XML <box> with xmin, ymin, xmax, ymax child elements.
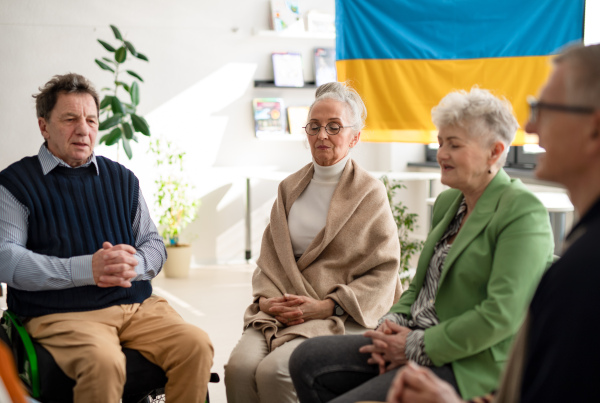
<box><xmin>431</xmin><ymin>87</ymin><xmax>518</xmax><ymax>166</ymax></box>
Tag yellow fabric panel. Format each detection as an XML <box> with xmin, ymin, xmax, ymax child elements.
<box><xmin>337</xmin><ymin>56</ymin><xmax>552</xmax><ymax>144</ymax></box>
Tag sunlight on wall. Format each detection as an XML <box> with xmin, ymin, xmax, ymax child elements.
<box><xmin>585</xmin><ymin>0</ymin><xmax>600</xmax><ymax>45</ymax></box>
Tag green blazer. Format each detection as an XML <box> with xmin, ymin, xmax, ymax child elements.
<box><xmin>389</xmin><ymin>169</ymin><xmax>554</xmax><ymax>400</ymax></box>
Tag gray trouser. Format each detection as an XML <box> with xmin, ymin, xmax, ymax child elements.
<box><xmin>289</xmin><ymin>334</ymin><xmax>459</xmax><ymax>403</ymax></box>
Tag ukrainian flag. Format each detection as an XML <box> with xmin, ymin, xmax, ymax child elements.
<box><xmin>335</xmin><ymin>0</ymin><xmax>585</xmax><ymax>144</ymax></box>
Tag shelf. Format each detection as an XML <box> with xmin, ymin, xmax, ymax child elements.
<box><xmin>254</xmin><ymin>80</ymin><xmax>316</xmax><ymax>89</ymax></box>
<box><xmin>256</xmin><ymin>133</ymin><xmax>305</xmax><ymax>141</ymax></box>
<box><xmin>254</xmin><ymin>29</ymin><xmax>335</xmax><ymax>40</ymax></box>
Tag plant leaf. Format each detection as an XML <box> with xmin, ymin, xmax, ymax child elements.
<box><xmin>95</xmin><ymin>59</ymin><xmax>115</xmax><ymax>73</ymax></box>
<box><xmin>126</xmin><ymin>70</ymin><xmax>144</xmax><ymax>82</ymax></box>
<box><xmin>101</xmin><ymin>127</ymin><xmax>122</xmax><ymax>145</ymax></box>
<box><xmin>97</xmin><ymin>39</ymin><xmax>116</xmax><ymax>52</ymax></box>
<box><xmin>131</xmin><ymin>114</ymin><xmax>150</xmax><ymax>136</ymax></box>
<box><xmin>122</xmin><ymin>103</ymin><xmax>136</xmax><ymax>114</ymax></box>
<box><xmin>136</xmin><ymin>52</ymin><xmax>149</xmax><ymax>62</ymax></box>
<box><xmin>130</xmin><ymin>81</ymin><xmax>139</xmax><ymax>106</ymax></box>
<box><xmin>124</xmin><ymin>41</ymin><xmax>137</xmax><ymax>56</ymax></box>
<box><xmin>121</xmin><ymin>137</ymin><xmax>133</xmax><ymax>159</ymax></box>
<box><xmin>110</xmin><ymin>97</ymin><xmax>125</xmax><ymax>115</ymax></box>
<box><xmin>98</xmin><ymin>113</ymin><xmax>123</xmax><ymax>131</ymax></box>
<box><xmin>115</xmin><ymin>81</ymin><xmax>130</xmax><ymax>92</ymax></box>
<box><xmin>99</xmin><ymin>95</ymin><xmax>113</xmax><ymax>110</ymax></box>
<box><xmin>122</xmin><ymin>122</ymin><xmax>134</xmax><ymax>139</ymax></box>
<box><xmin>110</xmin><ymin>24</ymin><xmax>123</xmax><ymax>41</ymax></box>
<box><xmin>102</xmin><ymin>57</ymin><xmax>116</xmax><ymax>64</ymax></box>
<box><xmin>115</xmin><ymin>47</ymin><xmax>127</xmax><ymax>63</ymax></box>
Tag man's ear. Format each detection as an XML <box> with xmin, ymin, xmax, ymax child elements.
<box><xmin>38</xmin><ymin>117</ymin><xmax>50</xmax><ymax>140</ymax></box>
<box><xmin>489</xmin><ymin>141</ymin><xmax>505</xmax><ymax>166</ymax></box>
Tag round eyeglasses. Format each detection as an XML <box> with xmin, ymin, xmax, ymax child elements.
<box><xmin>303</xmin><ymin>122</ymin><xmax>354</xmax><ymax>136</ymax></box>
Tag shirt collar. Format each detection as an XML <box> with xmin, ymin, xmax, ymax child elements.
<box><xmin>37</xmin><ymin>144</ymin><xmax>99</xmax><ymax>176</ymax></box>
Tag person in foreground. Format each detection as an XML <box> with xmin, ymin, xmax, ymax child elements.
<box><xmin>0</xmin><ymin>73</ymin><xmax>213</xmax><ymax>403</ymax></box>
<box><xmin>224</xmin><ymin>81</ymin><xmax>402</xmax><ymax>403</ymax></box>
<box><xmin>289</xmin><ymin>87</ymin><xmax>555</xmax><ymax>403</ymax></box>
<box><xmin>383</xmin><ymin>42</ymin><xmax>600</xmax><ymax>403</ymax></box>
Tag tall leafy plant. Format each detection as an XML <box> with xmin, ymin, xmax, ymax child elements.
<box><xmin>95</xmin><ymin>24</ymin><xmax>151</xmax><ymax>159</ymax></box>
<box><xmin>380</xmin><ymin>175</ymin><xmax>425</xmax><ymax>275</ymax></box>
<box><xmin>149</xmin><ymin>138</ymin><xmax>200</xmax><ymax>246</ymax></box>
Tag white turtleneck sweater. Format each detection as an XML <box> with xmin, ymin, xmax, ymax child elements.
<box><xmin>288</xmin><ymin>154</ymin><xmax>350</xmax><ymax>257</ymax></box>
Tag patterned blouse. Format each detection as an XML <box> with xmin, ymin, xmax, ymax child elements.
<box><xmin>378</xmin><ymin>199</ymin><xmax>468</xmax><ymax>365</ymax></box>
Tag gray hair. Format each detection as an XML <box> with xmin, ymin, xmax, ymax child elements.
<box><xmin>554</xmin><ymin>43</ymin><xmax>600</xmax><ymax>108</ymax></box>
<box><xmin>431</xmin><ymin>87</ymin><xmax>518</xmax><ymax>166</ymax></box>
<box><xmin>33</xmin><ymin>73</ymin><xmax>100</xmax><ymax>120</ymax></box>
<box><xmin>308</xmin><ymin>81</ymin><xmax>367</xmax><ymax>134</ymax></box>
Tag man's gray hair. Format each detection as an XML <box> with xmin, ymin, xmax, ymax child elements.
<box><xmin>431</xmin><ymin>87</ymin><xmax>518</xmax><ymax>166</ymax></box>
<box><xmin>554</xmin><ymin>43</ymin><xmax>600</xmax><ymax>108</ymax></box>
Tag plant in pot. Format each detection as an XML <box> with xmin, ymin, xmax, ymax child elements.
<box><xmin>380</xmin><ymin>175</ymin><xmax>425</xmax><ymax>287</ymax></box>
<box><xmin>149</xmin><ymin>138</ymin><xmax>200</xmax><ymax>278</ymax></box>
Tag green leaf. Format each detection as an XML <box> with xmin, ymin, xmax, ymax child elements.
<box><xmin>126</xmin><ymin>70</ymin><xmax>144</xmax><ymax>82</ymax></box>
<box><xmin>122</xmin><ymin>122</ymin><xmax>134</xmax><ymax>139</ymax></box>
<box><xmin>121</xmin><ymin>137</ymin><xmax>133</xmax><ymax>159</ymax></box>
<box><xmin>122</xmin><ymin>103</ymin><xmax>136</xmax><ymax>114</ymax></box>
<box><xmin>130</xmin><ymin>81</ymin><xmax>139</xmax><ymax>106</ymax></box>
<box><xmin>110</xmin><ymin>25</ymin><xmax>123</xmax><ymax>41</ymax></box>
<box><xmin>115</xmin><ymin>47</ymin><xmax>127</xmax><ymax>63</ymax></box>
<box><xmin>98</xmin><ymin>113</ymin><xmax>123</xmax><ymax>131</ymax></box>
<box><xmin>124</xmin><ymin>41</ymin><xmax>137</xmax><ymax>56</ymax></box>
<box><xmin>101</xmin><ymin>127</ymin><xmax>122</xmax><ymax>145</ymax></box>
<box><xmin>132</xmin><ymin>134</ymin><xmax>139</xmax><ymax>142</ymax></box>
<box><xmin>97</xmin><ymin>39</ymin><xmax>116</xmax><ymax>52</ymax></box>
<box><xmin>95</xmin><ymin>59</ymin><xmax>115</xmax><ymax>73</ymax></box>
<box><xmin>102</xmin><ymin>57</ymin><xmax>116</xmax><ymax>64</ymax></box>
<box><xmin>135</xmin><ymin>52</ymin><xmax>149</xmax><ymax>62</ymax></box>
<box><xmin>131</xmin><ymin>114</ymin><xmax>150</xmax><ymax>136</ymax></box>
<box><xmin>99</xmin><ymin>95</ymin><xmax>113</xmax><ymax>109</ymax></box>
<box><xmin>111</xmin><ymin>97</ymin><xmax>125</xmax><ymax>115</ymax></box>
<box><xmin>115</xmin><ymin>81</ymin><xmax>130</xmax><ymax>92</ymax></box>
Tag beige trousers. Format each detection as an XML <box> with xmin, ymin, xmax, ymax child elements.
<box><xmin>225</xmin><ymin>320</ymin><xmax>367</xmax><ymax>403</ymax></box>
<box><xmin>25</xmin><ymin>295</ymin><xmax>214</xmax><ymax>403</ymax></box>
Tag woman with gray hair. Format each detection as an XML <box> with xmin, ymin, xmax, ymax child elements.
<box><xmin>289</xmin><ymin>87</ymin><xmax>555</xmax><ymax>402</ymax></box>
<box><xmin>224</xmin><ymin>81</ymin><xmax>402</xmax><ymax>403</ymax></box>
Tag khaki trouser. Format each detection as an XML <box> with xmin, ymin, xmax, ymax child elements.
<box><xmin>25</xmin><ymin>295</ymin><xmax>213</xmax><ymax>403</ymax></box>
<box><xmin>225</xmin><ymin>320</ymin><xmax>367</xmax><ymax>403</ymax></box>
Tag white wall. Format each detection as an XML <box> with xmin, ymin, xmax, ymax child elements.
<box><xmin>0</xmin><ymin>0</ymin><xmax>426</xmax><ymax>264</ymax></box>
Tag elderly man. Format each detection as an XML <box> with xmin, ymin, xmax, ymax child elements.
<box><xmin>384</xmin><ymin>42</ymin><xmax>600</xmax><ymax>403</ymax></box>
<box><xmin>0</xmin><ymin>73</ymin><xmax>213</xmax><ymax>402</ymax></box>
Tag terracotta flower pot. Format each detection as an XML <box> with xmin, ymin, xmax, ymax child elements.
<box><xmin>163</xmin><ymin>244</ymin><xmax>192</xmax><ymax>278</ymax></box>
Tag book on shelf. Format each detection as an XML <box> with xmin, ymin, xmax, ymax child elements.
<box><xmin>314</xmin><ymin>47</ymin><xmax>337</xmax><ymax>87</ymax></box>
<box><xmin>252</xmin><ymin>98</ymin><xmax>286</xmax><ymax>137</ymax></box>
<box><xmin>272</xmin><ymin>52</ymin><xmax>304</xmax><ymax>87</ymax></box>
<box><xmin>287</xmin><ymin>106</ymin><xmax>310</xmax><ymax>136</ymax></box>
<box><xmin>270</xmin><ymin>0</ymin><xmax>304</xmax><ymax>32</ymax></box>
<box><xmin>306</xmin><ymin>10</ymin><xmax>335</xmax><ymax>34</ymax></box>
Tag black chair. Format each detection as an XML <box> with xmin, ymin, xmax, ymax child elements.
<box><xmin>1</xmin><ymin>309</ymin><xmax>219</xmax><ymax>403</ymax></box>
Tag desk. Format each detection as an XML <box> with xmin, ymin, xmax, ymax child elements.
<box><xmin>245</xmin><ymin>170</ymin><xmax>441</xmax><ymax>261</ymax></box>
<box><xmin>425</xmin><ymin>191</ymin><xmax>573</xmax><ymax>256</ymax></box>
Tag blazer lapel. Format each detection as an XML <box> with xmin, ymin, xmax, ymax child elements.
<box><xmin>439</xmin><ymin>170</ymin><xmax>511</xmax><ymax>286</ymax></box>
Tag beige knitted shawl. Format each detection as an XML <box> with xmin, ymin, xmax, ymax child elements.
<box><xmin>243</xmin><ymin>159</ymin><xmax>402</xmax><ymax>351</ymax></box>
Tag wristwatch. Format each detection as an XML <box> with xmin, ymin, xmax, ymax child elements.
<box><xmin>333</xmin><ymin>302</ymin><xmax>345</xmax><ymax>316</ymax></box>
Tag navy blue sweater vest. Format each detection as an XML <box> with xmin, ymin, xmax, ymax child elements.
<box><xmin>0</xmin><ymin>155</ymin><xmax>152</xmax><ymax>317</ymax></box>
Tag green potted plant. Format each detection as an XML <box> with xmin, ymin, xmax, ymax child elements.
<box><xmin>95</xmin><ymin>24</ymin><xmax>151</xmax><ymax>159</ymax></box>
<box><xmin>149</xmin><ymin>138</ymin><xmax>200</xmax><ymax>278</ymax></box>
<box><xmin>380</xmin><ymin>175</ymin><xmax>425</xmax><ymax>285</ymax></box>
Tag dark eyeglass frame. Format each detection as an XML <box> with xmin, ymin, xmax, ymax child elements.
<box><xmin>303</xmin><ymin>122</ymin><xmax>354</xmax><ymax>136</ymax></box>
<box><xmin>527</xmin><ymin>95</ymin><xmax>595</xmax><ymax>124</ymax></box>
